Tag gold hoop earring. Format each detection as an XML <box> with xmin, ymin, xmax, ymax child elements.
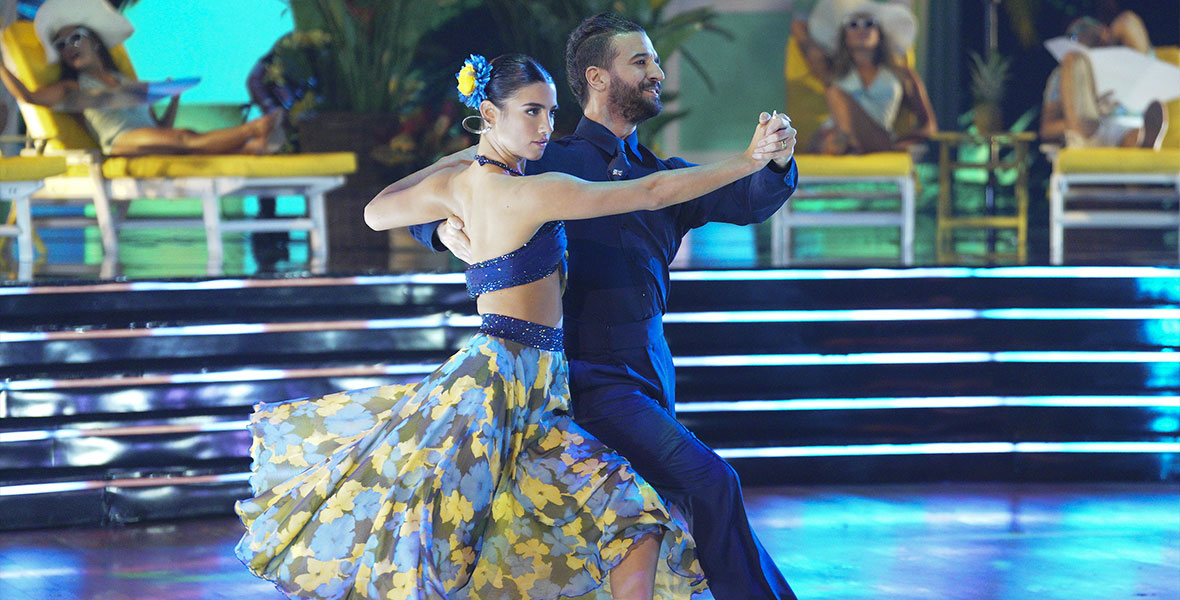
<box><xmin>462</xmin><ymin>115</ymin><xmax>491</xmax><ymax>135</ymax></box>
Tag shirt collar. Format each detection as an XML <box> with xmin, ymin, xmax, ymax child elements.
<box><xmin>574</xmin><ymin>116</ymin><xmax>641</xmax><ymax>158</ymax></box>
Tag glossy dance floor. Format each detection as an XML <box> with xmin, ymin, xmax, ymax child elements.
<box><xmin>1</xmin><ymin>483</ymin><xmax>1177</xmax><ymax>600</ymax></box>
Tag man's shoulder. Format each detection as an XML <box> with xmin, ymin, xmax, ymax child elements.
<box><xmin>547</xmin><ymin>134</ymin><xmax>595</xmax><ymax>153</ymax></box>
<box><xmin>533</xmin><ymin>132</ymin><xmax>688</xmax><ymax>173</ymax></box>
<box><xmin>531</xmin><ymin>135</ymin><xmax>603</xmax><ymax>173</ymax></box>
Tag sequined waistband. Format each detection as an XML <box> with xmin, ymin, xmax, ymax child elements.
<box><xmin>478</xmin><ymin>313</ymin><xmax>564</xmax><ymax>352</ymax></box>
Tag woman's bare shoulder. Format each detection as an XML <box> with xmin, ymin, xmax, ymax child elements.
<box><xmin>471</xmin><ymin>169</ymin><xmax>580</xmax><ymax>199</ymax></box>
<box><xmin>459</xmin><ymin>170</ymin><xmax>573</xmax><ymax>230</ymax></box>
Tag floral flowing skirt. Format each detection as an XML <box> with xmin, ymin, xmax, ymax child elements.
<box><xmin>235</xmin><ymin>332</ymin><xmax>705</xmax><ymax>599</ymax></box>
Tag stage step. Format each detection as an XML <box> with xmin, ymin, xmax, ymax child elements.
<box><xmin>3</xmin><ymin>358</ymin><xmax>1174</xmax><ymax>417</ymax></box>
<box><xmin>4</xmin><ymin>316</ymin><xmax>1174</xmax><ymax>371</ymax></box>
<box><xmin>1</xmin><ymin>267</ymin><xmax>1177</xmax><ymax>529</ymax></box>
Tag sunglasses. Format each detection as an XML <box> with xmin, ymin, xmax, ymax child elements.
<box><xmin>52</xmin><ymin>28</ymin><xmax>93</xmax><ymax>54</ymax></box>
<box><xmin>845</xmin><ymin>17</ymin><xmax>877</xmax><ymax>29</ymax></box>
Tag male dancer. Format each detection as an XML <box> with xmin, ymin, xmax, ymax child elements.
<box><xmin>410</xmin><ymin>13</ymin><xmax>799</xmax><ymax>599</ymax></box>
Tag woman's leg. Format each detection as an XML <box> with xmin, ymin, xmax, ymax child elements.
<box><xmin>1060</xmin><ymin>52</ymin><xmax>1103</xmax><ymax>141</ymax></box>
<box><xmin>810</xmin><ymin>126</ymin><xmax>850</xmax><ymax>155</ymax></box>
<box><xmin>570</xmin><ymin>356</ymin><xmax>797</xmax><ymax>600</ymax></box>
<box><xmin>825</xmin><ymin>85</ymin><xmax>894</xmax><ymax>153</ymax></box>
<box><xmin>609</xmin><ymin>532</ymin><xmax>661</xmax><ymax>600</ymax></box>
<box><xmin>110</xmin><ymin>111</ymin><xmax>278</xmax><ymax>155</ymax></box>
<box><xmin>1110</xmin><ymin>10</ymin><xmax>1152</xmax><ymax>54</ymax></box>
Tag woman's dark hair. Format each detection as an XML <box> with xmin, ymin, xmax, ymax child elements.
<box><xmin>830</xmin><ymin>26</ymin><xmax>906</xmax><ymax>80</ymax></box>
<box><xmin>56</xmin><ymin>28</ymin><xmax>120</xmax><ymax>81</ymax></box>
<box><xmin>485</xmin><ymin>53</ymin><xmax>553</xmax><ymax>106</ymax></box>
<box><xmin>564</xmin><ymin>12</ymin><xmax>645</xmax><ymax>107</ymax></box>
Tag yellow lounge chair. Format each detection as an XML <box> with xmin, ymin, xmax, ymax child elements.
<box><xmin>1</xmin><ymin>20</ymin><xmax>357</xmax><ymax>274</ymax></box>
<box><xmin>1048</xmin><ymin>47</ymin><xmax>1180</xmax><ymax>264</ymax></box>
<box><xmin>779</xmin><ymin>36</ymin><xmax>917</xmax><ymax>265</ymax></box>
<box><xmin>0</xmin><ymin>153</ymin><xmax>67</xmax><ymax>279</ymax></box>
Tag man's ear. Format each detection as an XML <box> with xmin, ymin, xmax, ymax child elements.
<box><xmin>585</xmin><ymin>65</ymin><xmax>609</xmax><ymax>94</ymax></box>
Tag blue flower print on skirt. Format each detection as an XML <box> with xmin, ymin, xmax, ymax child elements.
<box><xmin>235</xmin><ymin>332</ymin><xmax>705</xmax><ymax>599</ymax></box>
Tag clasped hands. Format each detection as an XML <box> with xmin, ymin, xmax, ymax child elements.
<box><xmin>748</xmin><ymin>110</ymin><xmax>797</xmax><ymax>166</ymax></box>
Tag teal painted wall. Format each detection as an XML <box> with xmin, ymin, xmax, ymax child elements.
<box><xmin>122</xmin><ymin>0</ymin><xmax>293</xmax><ymax>105</ymax></box>
<box><xmin>676</xmin><ymin>11</ymin><xmax>792</xmax><ymax>153</ymax></box>
<box><xmin>673</xmin><ymin>10</ymin><xmax>792</xmax><ymax>267</ymax></box>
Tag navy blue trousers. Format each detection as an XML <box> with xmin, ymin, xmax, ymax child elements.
<box><xmin>566</xmin><ymin>318</ymin><xmax>797</xmax><ymax>600</ymax></box>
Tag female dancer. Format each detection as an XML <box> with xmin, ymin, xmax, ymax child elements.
<box><xmin>235</xmin><ymin>53</ymin><xmax>793</xmax><ymax>599</ymax></box>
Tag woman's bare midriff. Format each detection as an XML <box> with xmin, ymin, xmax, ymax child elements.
<box><xmin>474</xmin><ymin>270</ymin><xmax>564</xmax><ymax>328</ymax></box>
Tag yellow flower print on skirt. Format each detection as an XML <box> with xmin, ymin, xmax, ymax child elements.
<box><xmin>235</xmin><ymin>333</ymin><xmax>706</xmax><ymax>599</ymax></box>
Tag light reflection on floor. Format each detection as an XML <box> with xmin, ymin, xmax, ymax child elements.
<box><xmin>1</xmin><ymin>483</ymin><xmax>1176</xmax><ymax>600</ymax></box>
<box><xmin>746</xmin><ymin>483</ymin><xmax>1180</xmax><ymax>600</ymax></box>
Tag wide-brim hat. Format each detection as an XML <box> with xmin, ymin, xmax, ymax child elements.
<box><xmin>808</xmin><ymin>0</ymin><xmax>916</xmax><ymax>56</ymax></box>
<box><xmin>34</xmin><ymin>0</ymin><xmax>134</xmax><ymax>64</ymax></box>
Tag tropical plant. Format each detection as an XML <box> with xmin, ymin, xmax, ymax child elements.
<box><xmin>284</xmin><ymin>0</ymin><xmax>479</xmax><ymax>114</ymax></box>
<box><xmin>370</xmin><ymin>98</ymin><xmax>473</xmax><ymax>169</ymax></box>
<box><xmin>968</xmin><ymin>51</ymin><xmax>1010</xmax><ymax>106</ymax></box>
<box><xmin>484</xmin><ymin>0</ymin><xmax>732</xmax><ymax>139</ymax></box>
<box><xmin>968</xmin><ymin>50</ymin><xmax>1010</xmax><ymax>133</ymax></box>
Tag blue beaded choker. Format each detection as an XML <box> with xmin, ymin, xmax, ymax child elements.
<box><xmin>474</xmin><ymin>154</ymin><xmax>524</xmax><ymax>177</ymax></box>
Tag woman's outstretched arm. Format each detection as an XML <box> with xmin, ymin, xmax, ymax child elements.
<box><xmin>365</xmin><ymin>145</ymin><xmax>476</xmax><ymax>231</ymax></box>
<box><xmin>790</xmin><ymin>19</ymin><xmax>833</xmax><ymax>85</ymax></box>
<box><xmin>506</xmin><ymin>114</ymin><xmax>793</xmax><ymax>226</ymax></box>
<box><xmin>381</xmin><ymin>145</ymin><xmax>477</xmax><ymax>198</ymax></box>
<box><xmin>365</xmin><ymin>165</ymin><xmax>464</xmax><ymax>232</ymax></box>
<box><xmin>0</xmin><ymin>62</ymin><xmax>71</xmax><ymax>107</ymax></box>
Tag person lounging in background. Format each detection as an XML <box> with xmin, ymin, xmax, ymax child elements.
<box><xmin>1040</xmin><ymin>12</ymin><xmax>1168</xmax><ymax>149</ymax></box>
<box><xmin>790</xmin><ymin>0</ymin><xmax>937</xmax><ymax>154</ymax></box>
<box><xmin>0</xmin><ymin>0</ymin><xmax>281</xmax><ymax>156</ymax></box>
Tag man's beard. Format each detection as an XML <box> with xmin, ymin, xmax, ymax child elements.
<box><xmin>608</xmin><ymin>75</ymin><xmax>662</xmax><ymax>124</ymax></box>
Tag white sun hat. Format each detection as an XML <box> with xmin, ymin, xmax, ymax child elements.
<box><xmin>34</xmin><ymin>0</ymin><xmax>134</xmax><ymax>64</ymax></box>
<box><xmin>808</xmin><ymin>0</ymin><xmax>917</xmax><ymax>56</ymax></box>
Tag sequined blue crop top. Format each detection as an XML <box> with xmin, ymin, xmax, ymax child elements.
<box><xmin>465</xmin><ymin>221</ymin><xmax>566</xmax><ymax>298</ymax></box>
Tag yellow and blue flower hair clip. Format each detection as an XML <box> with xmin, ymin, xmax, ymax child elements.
<box><xmin>456</xmin><ymin>54</ymin><xmax>493</xmax><ymax>109</ymax></box>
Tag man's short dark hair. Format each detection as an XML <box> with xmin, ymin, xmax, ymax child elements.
<box><xmin>565</xmin><ymin>12</ymin><xmax>645</xmax><ymax>107</ymax></box>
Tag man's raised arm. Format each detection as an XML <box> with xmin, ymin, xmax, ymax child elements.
<box><xmin>675</xmin><ymin>111</ymin><xmax>799</xmax><ymax>230</ymax></box>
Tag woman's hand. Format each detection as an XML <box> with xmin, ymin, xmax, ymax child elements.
<box><xmin>1096</xmin><ymin>90</ymin><xmax>1118</xmax><ymax>117</ymax></box>
<box><xmin>436</xmin><ymin>215</ymin><xmax>473</xmax><ymax>265</ymax></box>
<box><xmin>748</xmin><ymin>111</ymin><xmax>797</xmax><ymax>165</ymax></box>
